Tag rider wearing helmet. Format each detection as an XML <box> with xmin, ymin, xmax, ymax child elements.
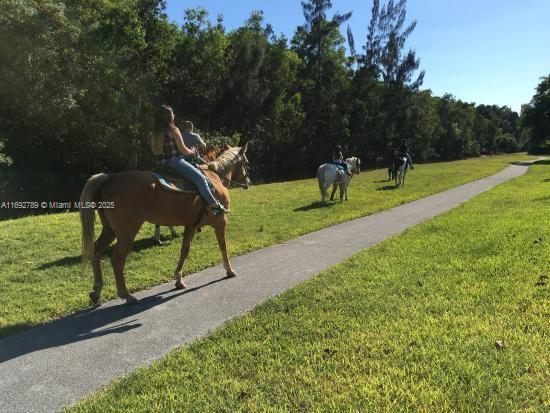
<box><xmin>332</xmin><ymin>144</ymin><xmax>352</xmax><ymax>176</ymax></box>
<box><xmin>398</xmin><ymin>139</ymin><xmax>414</xmax><ymax>170</ymax></box>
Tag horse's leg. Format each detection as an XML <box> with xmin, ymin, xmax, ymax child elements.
<box><xmin>110</xmin><ymin>227</ymin><xmax>140</xmax><ymax>304</ymax></box>
<box><xmin>344</xmin><ymin>182</ymin><xmax>349</xmax><ymax>201</ymax></box>
<box><xmin>214</xmin><ymin>220</ymin><xmax>235</xmax><ymax>278</ymax></box>
<box><xmin>330</xmin><ymin>184</ymin><xmax>338</xmax><ymax>201</ymax></box>
<box><xmin>173</xmin><ymin>226</ymin><xmax>197</xmax><ymax>290</ymax></box>
<box><xmin>152</xmin><ymin>225</ymin><xmax>161</xmax><ymax>245</ymax></box>
<box><xmin>89</xmin><ymin>222</ymin><xmax>115</xmax><ymax>306</ymax></box>
<box><xmin>339</xmin><ymin>183</ymin><xmax>344</xmax><ymax>202</ymax></box>
<box><xmin>169</xmin><ymin>226</ymin><xmax>179</xmax><ymax>237</ymax></box>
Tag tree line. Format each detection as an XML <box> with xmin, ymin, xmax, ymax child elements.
<box><xmin>0</xmin><ymin>0</ymin><xmax>547</xmax><ymax>193</ymax></box>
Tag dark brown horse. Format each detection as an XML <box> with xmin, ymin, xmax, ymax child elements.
<box><xmin>79</xmin><ymin>145</ymin><xmax>250</xmax><ymax>305</ymax></box>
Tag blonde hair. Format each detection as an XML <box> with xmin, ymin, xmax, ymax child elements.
<box><xmin>151</xmin><ymin>105</ymin><xmax>174</xmax><ymax>155</ymax></box>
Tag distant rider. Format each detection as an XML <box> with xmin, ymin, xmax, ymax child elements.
<box><xmin>332</xmin><ymin>144</ymin><xmax>352</xmax><ymax>176</ymax></box>
<box><xmin>399</xmin><ymin>140</ymin><xmax>414</xmax><ymax>170</ymax></box>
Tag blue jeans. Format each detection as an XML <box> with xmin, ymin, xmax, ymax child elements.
<box><xmin>163</xmin><ymin>156</ymin><xmax>217</xmax><ymax>205</ymax></box>
<box><xmin>401</xmin><ymin>153</ymin><xmax>413</xmax><ymax>167</ymax></box>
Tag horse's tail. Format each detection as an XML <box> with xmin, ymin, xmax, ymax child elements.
<box><xmin>80</xmin><ymin>173</ymin><xmax>109</xmax><ymax>262</ymax></box>
<box><xmin>317</xmin><ymin>166</ymin><xmax>325</xmax><ymax>195</ymax></box>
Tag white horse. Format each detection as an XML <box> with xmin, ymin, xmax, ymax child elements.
<box><xmin>317</xmin><ymin>157</ymin><xmax>361</xmax><ymax>203</ymax></box>
<box><xmin>394</xmin><ymin>156</ymin><xmax>409</xmax><ymax>187</ymax></box>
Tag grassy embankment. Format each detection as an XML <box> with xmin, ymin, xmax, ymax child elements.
<box><xmin>0</xmin><ymin>154</ymin><xmax>536</xmax><ymax>338</ymax></box>
<box><xmin>67</xmin><ymin>159</ymin><xmax>549</xmax><ymax>412</ymax></box>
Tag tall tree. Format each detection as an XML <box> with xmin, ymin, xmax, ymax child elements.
<box><xmin>523</xmin><ymin>75</ymin><xmax>550</xmax><ymax>154</ymax></box>
<box><xmin>292</xmin><ymin>0</ymin><xmax>352</xmax><ymax>168</ymax></box>
<box><xmin>349</xmin><ymin>0</ymin><xmax>425</xmax><ymax>161</ymax></box>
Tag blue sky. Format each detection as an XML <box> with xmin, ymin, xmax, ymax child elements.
<box><xmin>165</xmin><ymin>0</ymin><xmax>550</xmax><ymax>113</ymax></box>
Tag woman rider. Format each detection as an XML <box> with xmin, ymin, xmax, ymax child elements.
<box><xmin>151</xmin><ymin>105</ymin><xmax>228</xmax><ymax>215</ymax></box>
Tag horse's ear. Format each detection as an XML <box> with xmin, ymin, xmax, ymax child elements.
<box><xmin>240</xmin><ymin>142</ymin><xmax>248</xmax><ymax>154</ymax></box>
<box><xmin>223</xmin><ymin>143</ymin><xmax>231</xmax><ymax>151</ymax></box>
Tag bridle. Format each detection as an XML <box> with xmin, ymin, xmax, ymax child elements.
<box><xmin>210</xmin><ymin>154</ymin><xmax>251</xmax><ymax>189</ymax></box>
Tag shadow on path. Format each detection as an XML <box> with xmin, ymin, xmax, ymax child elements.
<box><xmin>0</xmin><ymin>276</ymin><xmax>227</xmax><ymax>364</ymax></box>
<box><xmin>511</xmin><ymin>159</ymin><xmax>549</xmax><ymax>167</ymax></box>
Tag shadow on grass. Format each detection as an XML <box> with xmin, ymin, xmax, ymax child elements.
<box><xmin>0</xmin><ymin>275</ymin><xmax>228</xmax><ymax>362</ymax></box>
<box><xmin>293</xmin><ymin>201</ymin><xmax>336</xmax><ymax>212</ymax></box>
<box><xmin>37</xmin><ymin>236</ymin><xmax>177</xmax><ymax>270</ymax></box>
<box><xmin>510</xmin><ymin>159</ymin><xmax>550</xmax><ymax>166</ymax></box>
<box><xmin>376</xmin><ymin>185</ymin><xmax>398</xmax><ymax>191</ymax></box>
<box><xmin>373</xmin><ymin>179</ymin><xmax>391</xmax><ymax>183</ymax></box>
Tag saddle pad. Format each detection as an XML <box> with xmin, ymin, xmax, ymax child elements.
<box><xmin>149</xmin><ymin>171</ymin><xmax>199</xmax><ymax>193</ymax></box>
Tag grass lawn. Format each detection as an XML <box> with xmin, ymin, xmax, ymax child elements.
<box><xmin>66</xmin><ymin>159</ymin><xmax>549</xmax><ymax>412</ymax></box>
<box><xmin>0</xmin><ymin>153</ymin><xmax>536</xmax><ymax>338</ymax></box>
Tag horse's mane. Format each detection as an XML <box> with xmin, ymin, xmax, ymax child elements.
<box><xmin>207</xmin><ymin>147</ymin><xmax>241</xmax><ymax>173</ymax></box>
<box><xmin>203</xmin><ymin>147</ymin><xmax>223</xmax><ymax>162</ymax></box>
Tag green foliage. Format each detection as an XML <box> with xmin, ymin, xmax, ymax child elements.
<box><xmin>0</xmin><ymin>138</ymin><xmax>12</xmax><ymax>167</ymax></box>
<box><xmin>523</xmin><ymin>75</ymin><xmax>550</xmax><ymax>154</ymax></box>
<box><xmin>495</xmin><ymin>132</ymin><xmax>520</xmax><ymax>153</ymax></box>
<box><xmin>67</xmin><ymin>160</ymin><xmax>548</xmax><ymax>412</ymax></box>
<box><xmin>0</xmin><ymin>0</ymin><xmax>534</xmax><ymax>189</ymax></box>
<box><xmin>291</xmin><ymin>0</ymin><xmax>352</xmax><ymax>167</ymax></box>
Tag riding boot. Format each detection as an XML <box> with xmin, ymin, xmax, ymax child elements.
<box><xmin>208</xmin><ymin>202</ymin><xmax>230</xmax><ymax>216</ymax></box>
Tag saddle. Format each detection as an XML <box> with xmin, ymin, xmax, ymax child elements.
<box><xmin>150</xmin><ymin>166</ymin><xmax>214</xmax><ymax>194</ymax></box>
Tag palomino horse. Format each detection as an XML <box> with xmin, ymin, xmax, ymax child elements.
<box><xmin>317</xmin><ymin>157</ymin><xmax>361</xmax><ymax>203</ymax></box>
<box><xmin>393</xmin><ymin>156</ymin><xmax>409</xmax><ymax>187</ymax></box>
<box><xmin>79</xmin><ymin>145</ymin><xmax>251</xmax><ymax>305</ymax></box>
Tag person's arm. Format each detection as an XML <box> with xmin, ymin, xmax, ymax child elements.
<box><xmin>196</xmin><ymin>134</ymin><xmax>207</xmax><ymax>151</ymax></box>
<box><xmin>171</xmin><ymin>127</ymin><xmax>195</xmax><ymax>157</ymax></box>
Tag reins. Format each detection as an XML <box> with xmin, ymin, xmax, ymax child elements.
<box><xmin>206</xmin><ymin>152</ymin><xmax>250</xmax><ymax>189</ymax></box>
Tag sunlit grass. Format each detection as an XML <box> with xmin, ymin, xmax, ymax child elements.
<box><xmin>67</xmin><ymin>159</ymin><xmax>549</xmax><ymax>412</ymax></box>
<box><xmin>0</xmin><ymin>153</ymin><xmax>535</xmax><ymax>337</ymax></box>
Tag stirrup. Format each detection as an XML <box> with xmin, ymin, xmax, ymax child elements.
<box><xmin>209</xmin><ymin>204</ymin><xmax>230</xmax><ymax>216</ymax></box>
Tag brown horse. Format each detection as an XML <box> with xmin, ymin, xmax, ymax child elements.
<box><xmin>79</xmin><ymin>144</ymin><xmax>250</xmax><ymax>305</ymax></box>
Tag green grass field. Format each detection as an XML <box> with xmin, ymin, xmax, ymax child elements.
<box><xmin>0</xmin><ymin>154</ymin><xmax>536</xmax><ymax>338</ymax></box>
<box><xmin>66</xmin><ymin>159</ymin><xmax>549</xmax><ymax>412</ymax></box>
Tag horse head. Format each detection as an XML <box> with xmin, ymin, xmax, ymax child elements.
<box><xmin>207</xmin><ymin>143</ymin><xmax>251</xmax><ymax>189</ymax></box>
<box><xmin>231</xmin><ymin>143</ymin><xmax>251</xmax><ymax>189</ymax></box>
<box><xmin>346</xmin><ymin>157</ymin><xmax>361</xmax><ymax>175</ymax></box>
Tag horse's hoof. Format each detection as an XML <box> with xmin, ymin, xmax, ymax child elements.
<box><xmin>226</xmin><ymin>270</ymin><xmax>237</xmax><ymax>278</ymax></box>
<box><xmin>125</xmin><ymin>295</ymin><xmax>138</xmax><ymax>305</ymax></box>
<box><xmin>175</xmin><ymin>280</ymin><xmax>186</xmax><ymax>290</ymax></box>
<box><xmin>89</xmin><ymin>291</ymin><xmax>100</xmax><ymax>306</ymax></box>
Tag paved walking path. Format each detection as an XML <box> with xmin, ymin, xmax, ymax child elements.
<box><xmin>0</xmin><ymin>160</ymin><xmax>540</xmax><ymax>412</ymax></box>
